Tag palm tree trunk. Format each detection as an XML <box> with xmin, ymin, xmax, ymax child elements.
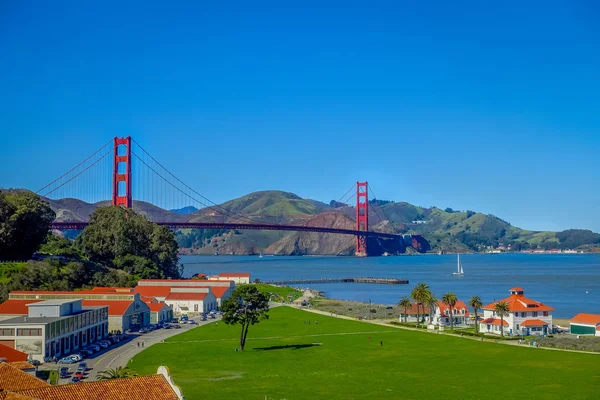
<box><xmin>500</xmin><ymin>317</ymin><xmax>504</xmax><ymax>337</ymax></box>
<box><xmin>450</xmin><ymin>306</ymin><xmax>454</xmax><ymax>330</ymax></box>
<box><xmin>474</xmin><ymin>310</ymin><xmax>478</xmax><ymax>333</ymax></box>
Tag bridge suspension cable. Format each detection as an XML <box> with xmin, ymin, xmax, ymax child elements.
<box><xmin>368</xmin><ymin>185</ymin><xmax>397</xmax><ymax>233</ymax></box>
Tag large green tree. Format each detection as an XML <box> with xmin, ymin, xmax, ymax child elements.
<box><xmin>76</xmin><ymin>206</ymin><xmax>180</xmax><ymax>279</ymax></box>
<box><xmin>410</xmin><ymin>282</ymin><xmax>430</xmax><ymax>327</ymax></box>
<box><xmin>222</xmin><ymin>285</ymin><xmax>270</xmax><ymax>351</ymax></box>
<box><xmin>0</xmin><ymin>191</ymin><xmax>55</xmax><ymax>260</ymax></box>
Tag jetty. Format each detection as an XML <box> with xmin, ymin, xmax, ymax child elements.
<box><xmin>263</xmin><ymin>277</ymin><xmax>408</xmax><ymax>285</ymax></box>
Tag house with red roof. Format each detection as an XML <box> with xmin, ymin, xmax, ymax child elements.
<box><xmin>146</xmin><ymin>302</ymin><xmax>173</xmax><ymax>325</ymax></box>
<box><xmin>398</xmin><ymin>303</ymin><xmax>432</xmax><ymax>323</ymax></box>
<box><xmin>480</xmin><ymin>287</ymin><xmax>554</xmax><ymax>336</ymax></box>
<box><xmin>569</xmin><ymin>313</ymin><xmax>600</xmax><ymax>336</ymax></box>
<box><xmin>165</xmin><ymin>289</ymin><xmax>217</xmax><ymax>315</ymax></box>
<box><xmin>208</xmin><ymin>272</ymin><xmax>251</xmax><ymax>284</ymax></box>
<box><xmin>433</xmin><ymin>300</ymin><xmax>470</xmax><ymax>327</ymax></box>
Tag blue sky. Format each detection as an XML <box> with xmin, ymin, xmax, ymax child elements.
<box><xmin>1</xmin><ymin>1</ymin><xmax>599</xmax><ymax>232</ymax></box>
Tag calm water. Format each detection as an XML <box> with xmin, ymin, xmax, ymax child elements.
<box><xmin>180</xmin><ymin>253</ymin><xmax>600</xmax><ymax>318</ymax></box>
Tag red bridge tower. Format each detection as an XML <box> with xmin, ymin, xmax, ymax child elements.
<box><xmin>356</xmin><ymin>181</ymin><xmax>368</xmax><ymax>256</ymax></box>
<box><xmin>112</xmin><ymin>136</ymin><xmax>132</xmax><ymax>208</ymax></box>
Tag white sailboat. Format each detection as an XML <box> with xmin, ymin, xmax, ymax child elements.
<box><xmin>452</xmin><ymin>254</ymin><xmax>464</xmax><ymax>275</ymax></box>
<box><xmin>259</xmin><ymin>253</ymin><xmax>263</xmax><ymax>258</ymax></box>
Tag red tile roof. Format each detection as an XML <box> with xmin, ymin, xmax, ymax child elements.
<box><xmin>509</xmin><ymin>287</ymin><xmax>524</xmax><ymax>292</ymax></box>
<box><xmin>165</xmin><ymin>292</ymin><xmax>207</xmax><ymax>301</ymax></box>
<box><xmin>482</xmin><ymin>288</ymin><xmax>554</xmax><ymax>312</ymax></box>
<box><xmin>0</xmin><ymin>362</ymin><xmax>50</xmax><ymax>391</ymax></box>
<box><xmin>7</xmin><ymin>362</ymin><xmax>35</xmax><ymax>371</ymax></box>
<box><xmin>211</xmin><ymin>286</ymin><xmax>230</xmax><ymax>299</ymax></box>
<box><xmin>481</xmin><ymin>318</ymin><xmax>509</xmax><ymax>326</ymax></box>
<box><xmin>81</xmin><ymin>300</ymin><xmax>130</xmax><ymax>316</ymax></box>
<box><xmin>0</xmin><ymin>345</ymin><xmax>28</xmax><ymax>363</ymax></box>
<box><xmin>437</xmin><ymin>300</ymin><xmax>470</xmax><ymax>317</ymax></box>
<box><xmin>218</xmin><ymin>272</ymin><xmax>250</xmax><ymax>277</ymax></box>
<box><xmin>570</xmin><ymin>313</ymin><xmax>600</xmax><ymax>326</ymax></box>
<box><xmin>597</xmin><ymin>326</ymin><xmax>600</xmax><ymax>331</ymax></box>
<box><xmin>134</xmin><ymin>286</ymin><xmax>173</xmax><ymax>298</ymax></box>
<box><xmin>91</xmin><ymin>287</ymin><xmax>133</xmax><ymax>292</ymax></box>
<box><xmin>146</xmin><ymin>302</ymin><xmax>170</xmax><ymax>312</ymax></box>
<box><xmin>399</xmin><ymin>303</ymin><xmax>431</xmax><ymax>315</ymax></box>
<box><xmin>0</xmin><ymin>300</ymin><xmax>42</xmax><ymax>315</ymax></box>
<box><xmin>13</xmin><ymin>374</ymin><xmax>179</xmax><ymax>400</ymax></box>
<box><xmin>520</xmin><ymin>319</ymin><xmax>549</xmax><ymax>327</ymax></box>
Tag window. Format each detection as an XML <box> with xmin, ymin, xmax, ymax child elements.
<box><xmin>17</xmin><ymin>328</ymin><xmax>42</xmax><ymax>336</ymax></box>
<box><xmin>533</xmin><ymin>311</ymin><xmax>538</xmax><ymax>317</ymax></box>
<box><xmin>516</xmin><ymin>324</ymin><xmax>520</xmax><ymax>330</ymax></box>
<box><xmin>194</xmin><ymin>304</ymin><xmax>199</xmax><ymax>312</ymax></box>
<box><xmin>0</xmin><ymin>328</ymin><xmax>15</xmax><ymax>336</ymax></box>
<box><xmin>543</xmin><ymin>311</ymin><xmax>548</xmax><ymax>317</ymax></box>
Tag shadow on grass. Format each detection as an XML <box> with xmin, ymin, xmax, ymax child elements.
<box><xmin>253</xmin><ymin>343</ymin><xmax>320</xmax><ymax>351</ymax></box>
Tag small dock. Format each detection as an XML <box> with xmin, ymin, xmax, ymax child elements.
<box><xmin>263</xmin><ymin>277</ymin><xmax>408</xmax><ymax>285</ymax></box>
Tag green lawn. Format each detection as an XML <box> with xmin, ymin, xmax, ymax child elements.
<box><xmin>252</xmin><ymin>283</ymin><xmax>302</xmax><ymax>301</ymax></box>
<box><xmin>132</xmin><ymin>307</ymin><xmax>599</xmax><ymax>400</ymax></box>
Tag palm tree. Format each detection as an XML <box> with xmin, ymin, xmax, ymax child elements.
<box><xmin>468</xmin><ymin>295</ymin><xmax>483</xmax><ymax>333</ymax></box>
<box><xmin>494</xmin><ymin>301</ymin><xmax>510</xmax><ymax>337</ymax></box>
<box><xmin>441</xmin><ymin>292</ymin><xmax>458</xmax><ymax>331</ymax></box>
<box><xmin>424</xmin><ymin>292</ymin><xmax>438</xmax><ymax>325</ymax></box>
<box><xmin>398</xmin><ymin>297</ymin><xmax>412</xmax><ymax>323</ymax></box>
<box><xmin>411</xmin><ymin>282</ymin><xmax>429</xmax><ymax>327</ymax></box>
<box><xmin>97</xmin><ymin>366</ymin><xmax>139</xmax><ymax>380</ymax></box>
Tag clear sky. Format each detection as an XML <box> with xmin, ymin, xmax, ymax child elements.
<box><xmin>1</xmin><ymin>1</ymin><xmax>599</xmax><ymax>232</ymax></box>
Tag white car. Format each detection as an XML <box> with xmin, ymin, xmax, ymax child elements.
<box><xmin>70</xmin><ymin>354</ymin><xmax>83</xmax><ymax>362</ymax></box>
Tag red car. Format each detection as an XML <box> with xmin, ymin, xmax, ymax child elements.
<box><xmin>173</xmin><ymin>324</ymin><xmax>181</xmax><ymax>329</ymax></box>
<box><xmin>73</xmin><ymin>372</ymin><xmax>84</xmax><ymax>380</ymax></box>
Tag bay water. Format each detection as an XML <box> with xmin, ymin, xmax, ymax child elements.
<box><xmin>180</xmin><ymin>253</ymin><xmax>600</xmax><ymax>318</ymax></box>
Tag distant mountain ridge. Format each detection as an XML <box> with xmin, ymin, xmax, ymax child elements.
<box><xmin>8</xmin><ymin>188</ymin><xmax>599</xmax><ymax>255</ymax></box>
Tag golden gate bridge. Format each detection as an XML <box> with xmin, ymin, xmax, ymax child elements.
<box><xmin>39</xmin><ymin>137</ymin><xmax>423</xmax><ymax>256</ymax></box>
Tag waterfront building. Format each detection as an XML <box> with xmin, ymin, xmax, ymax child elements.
<box><xmin>569</xmin><ymin>313</ymin><xmax>600</xmax><ymax>336</ymax></box>
<box><xmin>479</xmin><ymin>287</ymin><xmax>554</xmax><ymax>336</ymax></box>
<box><xmin>208</xmin><ymin>272</ymin><xmax>251</xmax><ymax>284</ymax></box>
<box><xmin>3</xmin><ymin>290</ymin><xmax>151</xmax><ymax>332</ymax></box>
<box><xmin>399</xmin><ymin>303</ymin><xmax>431</xmax><ymax>323</ymax></box>
<box><xmin>0</xmin><ymin>299</ymin><xmax>108</xmax><ymax>362</ymax></box>
<box><xmin>433</xmin><ymin>300</ymin><xmax>470</xmax><ymax>327</ymax></box>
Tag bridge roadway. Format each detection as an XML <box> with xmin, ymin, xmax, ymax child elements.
<box><xmin>50</xmin><ymin>221</ymin><xmax>411</xmax><ymax>239</ymax></box>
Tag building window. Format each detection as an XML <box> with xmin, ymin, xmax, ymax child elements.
<box><xmin>533</xmin><ymin>311</ymin><xmax>538</xmax><ymax>317</ymax></box>
<box><xmin>516</xmin><ymin>324</ymin><xmax>519</xmax><ymax>330</ymax></box>
<box><xmin>194</xmin><ymin>304</ymin><xmax>198</xmax><ymax>312</ymax></box>
<box><xmin>17</xmin><ymin>328</ymin><xmax>42</xmax><ymax>336</ymax></box>
<box><xmin>543</xmin><ymin>311</ymin><xmax>548</xmax><ymax>317</ymax></box>
<box><xmin>0</xmin><ymin>328</ymin><xmax>15</xmax><ymax>336</ymax></box>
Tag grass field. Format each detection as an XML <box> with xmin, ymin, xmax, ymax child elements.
<box><xmin>253</xmin><ymin>283</ymin><xmax>302</xmax><ymax>301</ymax></box>
<box><xmin>132</xmin><ymin>307</ymin><xmax>599</xmax><ymax>400</ymax></box>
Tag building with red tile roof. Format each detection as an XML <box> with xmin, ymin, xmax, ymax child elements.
<box><xmin>0</xmin><ymin>365</ymin><xmax>183</xmax><ymax>400</ymax></box>
<box><xmin>0</xmin><ymin>345</ymin><xmax>28</xmax><ymax>363</ymax></box>
<box><xmin>0</xmin><ymin>362</ymin><xmax>50</xmax><ymax>392</ymax></box>
<box><xmin>398</xmin><ymin>303</ymin><xmax>432</xmax><ymax>323</ymax></box>
<box><xmin>479</xmin><ymin>287</ymin><xmax>553</xmax><ymax>336</ymax></box>
<box><xmin>81</xmin><ymin>295</ymin><xmax>150</xmax><ymax>332</ymax></box>
<box><xmin>145</xmin><ymin>302</ymin><xmax>173</xmax><ymax>325</ymax></box>
<box><xmin>164</xmin><ymin>290</ymin><xmax>217</xmax><ymax>315</ymax></box>
<box><xmin>208</xmin><ymin>272</ymin><xmax>251</xmax><ymax>284</ymax></box>
<box><xmin>569</xmin><ymin>313</ymin><xmax>600</xmax><ymax>336</ymax></box>
<box><xmin>210</xmin><ymin>286</ymin><xmax>233</xmax><ymax>307</ymax></box>
<box><xmin>433</xmin><ymin>300</ymin><xmax>470</xmax><ymax>327</ymax></box>
<box><xmin>0</xmin><ymin>301</ymin><xmax>42</xmax><ymax>322</ymax></box>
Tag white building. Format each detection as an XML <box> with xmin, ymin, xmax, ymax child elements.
<box><xmin>433</xmin><ymin>300</ymin><xmax>471</xmax><ymax>327</ymax></box>
<box><xmin>165</xmin><ymin>288</ymin><xmax>217</xmax><ymax>315</ymax></box>
<box><xmin>208</xmin><ymin>272</ymin><xmax>251</xmax><ymax>284</ymax></box>
<box><xmin>479</xmin><ymin>287</ymin><xmax>554</xmax><ymax>336</ymax></box>
<box><xmin>0</xmin><ymin>299</ymin><xmax>108</xmax><ymax>362</ymax></box>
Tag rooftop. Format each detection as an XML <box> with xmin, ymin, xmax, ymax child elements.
<box><xmin>570</xmin><ymin>313</ymin><xmax>600</xmax><ymax>326</ymax></box>
<box><xmin>27</xmin><ymin>299</ymin><xmax>80</xmax><ymax>307</ymax></box>
<box><xmin>0</xmin><ymin>362</ymin><xmax>50</xmax><ymax>392</ymax></box>
<box><xmin>0</xmin><ymin>306</ymin><xmax>106</xmax><ymax>326</ymax></box>
<box><xmin>482</xmin><ymin>288</ymin><xmax>554</xmax><ymax>312</ymax></box>
<box><xmin>0</xmin><ymin>300</ymin><xmax>42</xmax><ymax>315</ymax></box>
<box><xmin>211</xmin><ymin>286</ymin><xmax>230</xmax><ymax>299</ymax></box>
<box><xmin>520</xmin><ymin>319</ymin><xmax>549</xmax><ymax>327</ymax></box>
<box><xmin>12</xmin><ymin>374</ymin><xmax>179</xmax><ymax>400</ymax></box>
<box><xmin>218</xmin><ymin>272</ymin><xmax>251</xmax><ymax>277</ymax></box>
<box><xmin>0</xmin><ymin>345</ymin><xmax>29</xmax><ymax>363</ymax></box>
<box><xmin>165</xmin><ymin>292</ymin><xmax>207</xmax><ymax>301</ymax></box>
<box><xmin>81</xmin><ymin>300</ymin><xmax>135</xmax><ymax>316</ymax></box>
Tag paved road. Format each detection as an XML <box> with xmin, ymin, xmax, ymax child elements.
<box><xmin>42</xmin><ymin>317</ymin><xmax>221</xmax><ymax>384</ymax></box>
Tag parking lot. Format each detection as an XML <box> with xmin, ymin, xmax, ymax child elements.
<box><xmin>38</xmin><ymin>317</ymin><xmax>221</xmax><ymax>384</ymax></box>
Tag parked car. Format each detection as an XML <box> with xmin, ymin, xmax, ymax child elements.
<box><xmin>90</xmin><ymin>344</ymin><xmax>101</xmax><ymax>352</ymax></box>
<box><xmin>58</xmin><ymin>357</ymin><xmax>77</xmax><ymax>364</ymax></box>
<box><xmin>138</xmin><ymin>328</ymin><xmax>147</xmax><ymax>334</ymax></box>
<box><xmin>71</xmin><ymin>376</ymin><xmax>81</xmax><ymax>383</ymax></box>
<box><xmin>163</xmin><ymin>324</ymin><xmax>172</xmax><ymax>329</ymax></box>
<box><xmin>173</xmin><ymin>324</ymin><xmax>181</xmax><ymax>329</ymax></box>
<box><xmin>73</xmin><ymin>372</ymin><xmax>84</xmax><ymax>380</ymax></box>
<box><xmin>209</xmin><ymin>314</ymin><xmax>216</xmax><ymax>319</ymax></box>
<box><xmin>59</xmin><ymin>367</ymin><xmax>69</xmax><ymax>378</ymax></box>
<box><xmin>28</xmin><ymin>359</ymin><xmax>41</xmax><ymax>366</ymax></box>
<box><xmin>188</xmin><ymin>320</ymin><xmax>196</xmax><ymax>325</ymax></box>
<box><xmin>100</xmin><ymin>340</ymin><xmax>111</xmax><ymax>347</ymax></box>
<box><xmin>80</xmin><ymin>349</ymin><xmax>93</xmax><ymax>356</ymax></box>
<box><xmin>70</xmin><ymin>354</ymin><xmax>83</xmax><ymax>362</ymax></box>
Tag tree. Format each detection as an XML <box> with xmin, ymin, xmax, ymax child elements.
<box><xmin>468</xmin><ymin>296</ymin><xmax>483</xmax><ymax>333</ymax></box>
<box><xmin>222</xmin><ymin>285</ymin><xmax>270</xmax><ymax>351</ymax></box>
<box><xmin>0</xmin><ymin>191</ymin><xmax>55</xmax><ymax>260</ymax></box>
<box><xmin>494</xmin><ymin>301</ymin><xmax>510</xmax><ymax>337</ymax></box>
<box><xmin>77</xmin><ymin>206</ymin><xmax>180</xmax><ymax>278</ymax></box>
<box><xmin>442</xmin><ymin>292</ymin><xmax>458</xmax><ymax>330</ymax></box>
<box><xmin>411</xmin><ymin>282</ymin><xmax>430</xmax><ymax>327</ymax></box>
<box><xmin>398</xmin><ymin>297</ymin><xmax>412</xmax><ymax>323</ymax></box>
<box><xmin>97</xmin><ymin>366</ymin><xmax>138</xmax><ymax>380</ymax></box>
<box><xmin>425</xmin><ymin>292</ymin><xmax>438</xmax><ymax>325</ymax></box>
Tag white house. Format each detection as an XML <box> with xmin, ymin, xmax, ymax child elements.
<box><xmin>433</xmin><ymin>300</ymin><xmax>471</xmax><ymax>327</ymax></box>
<box><xmin>569</xmin><ymin>314</ymin><xmax>600</xmax><ymax>336</ymax></box>
<box><xmin>208</xmin><ymin>272</ymin><xmax>251</xmax><ymax>284</ymax></box>
<box><xmin>165</xmin><ymin>289</ymin><xmax>217</xmax><ymax>315</ymax></box>
<box><xmin>480</xmin><ymin>287</ymin><xmax>554</xmax><ymax>336</ymax></box>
